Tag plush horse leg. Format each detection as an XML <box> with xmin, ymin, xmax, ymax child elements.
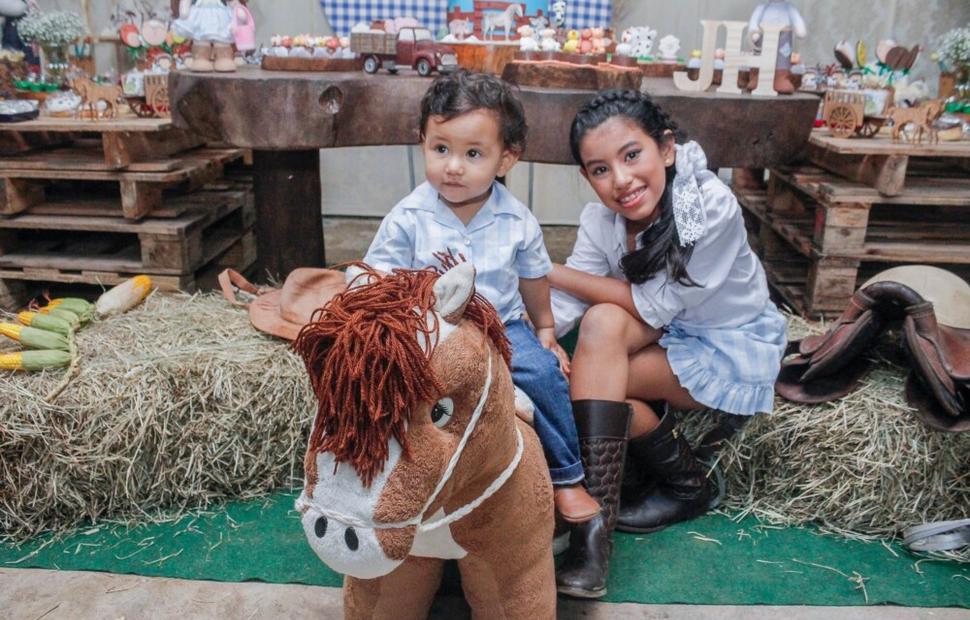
<box><xmin>456</xmin><ymin>429</ymin><xmax>556</xmax><ymax>620</ymax></box>
<box><xmin>344</xmin><ymin>556</ymin><xmax>444</xmax><ymax>620</ymax></box>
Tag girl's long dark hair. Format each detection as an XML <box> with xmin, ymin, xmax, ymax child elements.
<box><xmin>569</xmin><ymin>89</ymin><xmax>698</xmax><ymax>287</ymax></box>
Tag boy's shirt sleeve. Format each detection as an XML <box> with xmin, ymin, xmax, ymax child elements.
<box><xmin>362</xmin><ymin>207</ymin><xmax>415</xmax><ymax>273</ymax></box>
<box><xmin>630</xmin><ymin>177</ymin><xmax>747</xmax><ymax>328</ymax></box>
<box><xmin>514</xmin><ymin>211</ymin><xmax>552</xmax><ymax>279</ymax></box>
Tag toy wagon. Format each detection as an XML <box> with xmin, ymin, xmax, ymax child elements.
<box><xmin>823</xmin><ymin>88</ymin><xmax>893</xmax><ymax>138</ymax></box>
<box><xmin>122</xmin><ymin>71</ymin><xmax>170</xmax><ymax>118</ymax></box>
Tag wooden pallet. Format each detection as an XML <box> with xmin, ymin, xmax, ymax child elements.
<box><xmin>0</xmin><ymin>148</ymin><xmax>243</xmax><ymax>220</ymax></box>
<box><xmin>807</xmin><ymin>129</ymin><xmax>970</xmax><ymax>197</ymax></box>
<box><xmin>0</xmin><ymin>232</ymin><xmax>257</xmax><ymax>293</ymax></box>
<box><xmin>761</xmin><ymin>167</ymin><xmax>970</xmax><ymax>262</ymax></box>
<box><xmin>0</xmin><ymin>187</ymin><xmax>253</xmax><ymax>279</ymax></box>
<box><xmin>738</xmin><ymin>169</ymin><xmax>970</xmax><ymax>317</ymax></box>
<box><xmin>0</xmin><ymin>117</ymin><xmax>203</xmax><ymax>169</ymax></box>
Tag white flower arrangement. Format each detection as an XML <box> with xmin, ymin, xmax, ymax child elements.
<box><xmin>936</xmin><ymin>26</ymin><xmax>970</xmax><ymax>72</ymax></box>
<box><xmin>16</xmin><ymin>10</ymin><xmax>88</xmax><ymax>48</ymax></box>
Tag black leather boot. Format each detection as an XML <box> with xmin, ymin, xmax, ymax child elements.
<box><xmin>556</xmin><ymin>400</ymin><xmax>631</xmax><ymax>599</ymax></box>
<box><xmin>615</xmin><ymin>408</ymin><xmax>716</xmax><ymax>533</ymax></box>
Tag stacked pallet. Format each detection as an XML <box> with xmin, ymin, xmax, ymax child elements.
<box><xmin>0</xmin><ymin>117</ymin><xmax>254</xmax><ymax>307</ymax></box>
<box><xmin>737</xmin><ymin>130</ymin><xmax>970</xmax><ymax>318</ymax></box>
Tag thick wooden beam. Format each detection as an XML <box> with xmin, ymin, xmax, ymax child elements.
<box><xmin>171</xmin><ymin>67</ymin><xmax>819</xmax><ymax>168</ymax></box>
<box><xmin>252</xmin><ymin>150</ymin><xmax>323</xmax><ymax>279</ymax></box>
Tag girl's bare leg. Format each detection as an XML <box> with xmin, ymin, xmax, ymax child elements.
<box><xmin>569</xmin><ymin>303</ymin><xmax>663</xmax><ymax>401</ymax></box>
<box><xmin>625</xmin><ymin>344</ymin><xmax>705</xmax><ymax>437</ymax></box>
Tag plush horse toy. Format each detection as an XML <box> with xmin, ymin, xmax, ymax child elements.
<box><xmin>293</xmin><ymin>263</ymin><xmax>556</xmax><ymax>620</ymax></box>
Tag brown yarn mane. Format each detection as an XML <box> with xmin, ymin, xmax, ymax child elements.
<box><xmin>293</xmin><ymin>263</ymin><xmax>511</xmax><ymax>487</ymax></box>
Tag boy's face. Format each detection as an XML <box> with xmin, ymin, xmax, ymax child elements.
<box><xmin>422</xmin><ymin>109</ymin><xmax>519</xmax><ymax>213</ymax></box>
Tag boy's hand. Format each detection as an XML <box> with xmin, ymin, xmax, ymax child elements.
<box><xmin>536</xmin><ymin>326</ymin><xmax>571</xmax><ymax>378</ymax></box>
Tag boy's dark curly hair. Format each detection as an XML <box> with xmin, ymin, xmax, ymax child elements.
<box><xmin>419</xmin><ymin>69</ymin><xmax>528</xmax><ymax>152</ymax></box>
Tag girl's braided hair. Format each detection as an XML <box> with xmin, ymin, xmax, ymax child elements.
<box><xmin>570</xmin><ymin>89</ymin><xmax>698</xmax><ymax>287</ymax></box>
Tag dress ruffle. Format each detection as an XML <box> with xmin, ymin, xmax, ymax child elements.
<box><xmin>659</xmin><ymin>304</ymin><xmax>787</xmax><ymax>416</ymax></box>
<box><xmin>662</xmin><ymin>335</ymin><xmax>777</xmax><ymax>415</ymax></box>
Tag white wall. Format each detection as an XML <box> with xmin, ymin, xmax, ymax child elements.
<box><xmin>31</xmin><ymin>0</ymin><xmax>970</xmax><ymax>224</ymax></box>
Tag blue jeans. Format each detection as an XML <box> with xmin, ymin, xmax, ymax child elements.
<box><xmin>506</xmin><ymin>319</ymin><xmax>583</xmax><ymax>486</ymax></box>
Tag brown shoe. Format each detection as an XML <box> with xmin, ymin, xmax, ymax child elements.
<box><xmin>554</xmin><ymin>484</ymin><xmax>600</xmax><ymax>524</ymax></box>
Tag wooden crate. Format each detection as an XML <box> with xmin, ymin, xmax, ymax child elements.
<box><xmin>764</xmin><ymin>166</ymin><xmax>970</xmax><ymax>263</ymax></box>
<box><xmin>0</xmin><ymin>117</ymin><xmax>203</xmax><ymax>169</ymax></box>
<box><xmin>0</xmin><ymin>186</ymin><xmax>253</xmax><ymax>290</ymax></box>
<box><xmin>807</xmin><ymin>129</ymin><xmax>970</xmax><ymax>196</ymax></box>
<box><xmin>738</xmin><ymin>166</ymin><xmax>970</xmax><ymax>318</ymax></box>
<box><xmin>0</xmin><ymin>148</ymin><xmax>244</xmax><ymax>220</ymax></box>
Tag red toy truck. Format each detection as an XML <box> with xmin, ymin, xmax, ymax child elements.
<box><xmin>351</xmin><ymin>27</ymin><xmax>458</xmax><ymax>76</ymax></box>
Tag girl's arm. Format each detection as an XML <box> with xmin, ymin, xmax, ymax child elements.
<box><xmin>549</xmin><ymin>263</ymin><xmax>640</xmax><ymax>320</ymax></box>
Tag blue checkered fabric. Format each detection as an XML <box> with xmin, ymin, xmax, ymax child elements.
<box><xmin>321</xmin><ymin>0</ymin><xmax>449</xmax><ymax>37</ymax></box>
<box><xmin>563</xmin><ymin>0</ymin><xmax>612</xmax><ymax>29</ymax></box>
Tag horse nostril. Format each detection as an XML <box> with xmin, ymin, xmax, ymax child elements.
<box><xmin>314</xmin><ymin>516</ymin><xmax>327</xmax><ymax>538</ymax></box>
<box><xmin>344</xmin><ymin>527</ymin><xmax>359</xmax><ymax>551</ymax></box>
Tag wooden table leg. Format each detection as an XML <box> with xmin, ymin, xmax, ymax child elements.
<box><xmin>252</xmin><ymin>149</ymin><xmax>324</xmax><ymax>280</ymax></box>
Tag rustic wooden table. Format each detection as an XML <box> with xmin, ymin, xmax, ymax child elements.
<box><xmin>170</xmin><ymin>66</ymin><xmax>820</xmax><ymax>276</ymax></box>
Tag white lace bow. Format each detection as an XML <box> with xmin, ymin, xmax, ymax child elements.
<box><xmin>672</xmin><ymin>141</ymin><xmax>708</xmax><ymax>246</ymax></box>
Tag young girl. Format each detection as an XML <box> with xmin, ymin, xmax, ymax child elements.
<box><xmin>551</xmin><ymin>89</ymin><xmax>787</xmax><ymax>598</ymax></box>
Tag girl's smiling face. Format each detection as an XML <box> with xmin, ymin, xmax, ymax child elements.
<box><xmin>578</xmin><ymin>116</ymin><xmax>674</xmax><ymax>230</ymax></box>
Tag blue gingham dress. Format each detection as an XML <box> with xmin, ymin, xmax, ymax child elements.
<box><xmin>551</xmin><ymin>173</ymin><xmax>787</xmax><ymax>416</ymax></box>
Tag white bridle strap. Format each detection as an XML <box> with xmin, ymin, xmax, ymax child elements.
<box><xmin>296</xmin><ymin>351</ymin><xmax>524</xmax><ymax>532</ymax></box>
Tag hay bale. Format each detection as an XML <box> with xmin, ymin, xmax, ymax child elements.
<box><xmin>0</xmin><ymin>292</ymin><xmax>314</xmax><ymax>541</ymax></box>
<box><xmin>682</xmin><ymin>314</ymin><xmax>970</xmax><ymax>559</ymax></box>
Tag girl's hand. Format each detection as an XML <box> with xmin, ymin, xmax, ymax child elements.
<box><xmin>536</xmin><ymin>326</ymin><xmax>571</xmax><ymax>378</ymax></box>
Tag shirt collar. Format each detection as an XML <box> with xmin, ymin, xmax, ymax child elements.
<box><xmin>405</xmin><ymin>181</ymin><xmax>522</xmax><ymax>228</ymax></box>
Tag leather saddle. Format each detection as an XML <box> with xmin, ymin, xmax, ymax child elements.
<box><xmin>776</xmin><ymin>275</ymin><xmax>970</xmax><ymax>433</ymax></box>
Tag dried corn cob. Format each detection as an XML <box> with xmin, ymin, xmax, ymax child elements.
<box><xmin>17</xmin><ymin>312</ymin><xmax>72</xmax><ymax>336</ymax></box>
<box><xmin>95</xmin><ymin>275</ymin><xmax>153</xmax><ymax>317</ymax></box>
<box><xmin>0</xmin><ymin>323</ymin><xmax>69</xmax><ymax>350</ymax></box>
<box><xmin>0</xmin><ymin>350</ymin><xmax>72</xmax><ymax>371</ymax></box>
<box><xmin>47</xmin><ymin>298</ymin><xmax>94</xmax><ymax>323</ymax></box>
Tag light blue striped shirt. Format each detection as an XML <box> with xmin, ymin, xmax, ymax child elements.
<box><xmin>363</xmin><ymin>181</ymin><xmax>552</xmax><ymax>323</ymax></box>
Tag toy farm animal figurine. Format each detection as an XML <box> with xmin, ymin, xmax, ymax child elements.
<box><xmin>448</xmin><ymin>17</ymin><xmax>471</xmax><ymax>40</ymax></box>
<box><xmin>889</xmin><ymin>99</ymin><xmax>946</xmax><ymax>144</ymax></box>
<box><xmin>748</xmin><ymin>1</ymin><xmax>807</xmax><ymax>93</ymax></box>
<box><xmin>294</xmin><ymin>263</ymin><xmax>556</xmax><ymax>620</ymax></box>
<box><xmin>173</xmin><ymin>0</ymin><xmax>235</xmax><ymax>72</ymax></box>
<box><xmin>615</xmin><ymin>26</ymin><xmax>656</xmax><ymax>58</ymax></box>
<box><xmin>72</xmin><ymin>77</ymin><xmax>124</xmax><ymax>120</ymax></box>
<box><xmin>550</xmin><ymin>0</ymin><xmax>566</xmax><ymax>30</ymax></box>
<box><xmin>482</xmin><ymin>3</ymin><xmax>523</xmax><ymax>41</ymax></box>
<box><xmin>517</xmin><ymin>24</ymin><xmax>538</xmax><ymax>51</ymax></box>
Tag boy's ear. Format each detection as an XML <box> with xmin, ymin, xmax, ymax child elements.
<box><xmin>497</xmin><ymin>147</ymin><xmax>521</xmax><ymax>178</ymax></box>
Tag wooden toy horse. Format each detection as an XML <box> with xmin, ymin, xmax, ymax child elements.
<box><xmin>71</xmin><ymin>77</ymin><xmax>124</xmax><ymax>120</ymax></box>
<box><xmin>294</xmin><ymin>263</ymin><xmax>556</xmax><ymax>620</ymax></box>
<box><xmin>889</xmin><ymin>99</ymin><xmax>945</xmax><ymax>144</ymax></box>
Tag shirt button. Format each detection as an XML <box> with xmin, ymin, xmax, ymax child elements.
<box><xmin>463</xmin><ymin>238</ymin><xmax>471</xmax><ymax>245</ymax></box>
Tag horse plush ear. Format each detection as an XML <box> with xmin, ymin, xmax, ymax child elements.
<box><xmin>434</xmin><ymin>263</ymin><xmax>476</xmax><ymax>324</ymax></box>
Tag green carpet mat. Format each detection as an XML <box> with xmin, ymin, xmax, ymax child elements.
<box><xmin>2</xmin><ymin>491</ymin><xmax>967</xmax><ymax>607</ymax></box>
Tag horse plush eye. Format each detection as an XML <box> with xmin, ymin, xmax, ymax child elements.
<box><xmin>430</xmin><ymin>398</ymin><xmax>454</xmax><ymax>427</ymax></box>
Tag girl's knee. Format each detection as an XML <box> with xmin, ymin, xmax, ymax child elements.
<box><xmin>578</xmin><ymin>303</ymin><xmax>629</xmax><ymax>341</ymax></box>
